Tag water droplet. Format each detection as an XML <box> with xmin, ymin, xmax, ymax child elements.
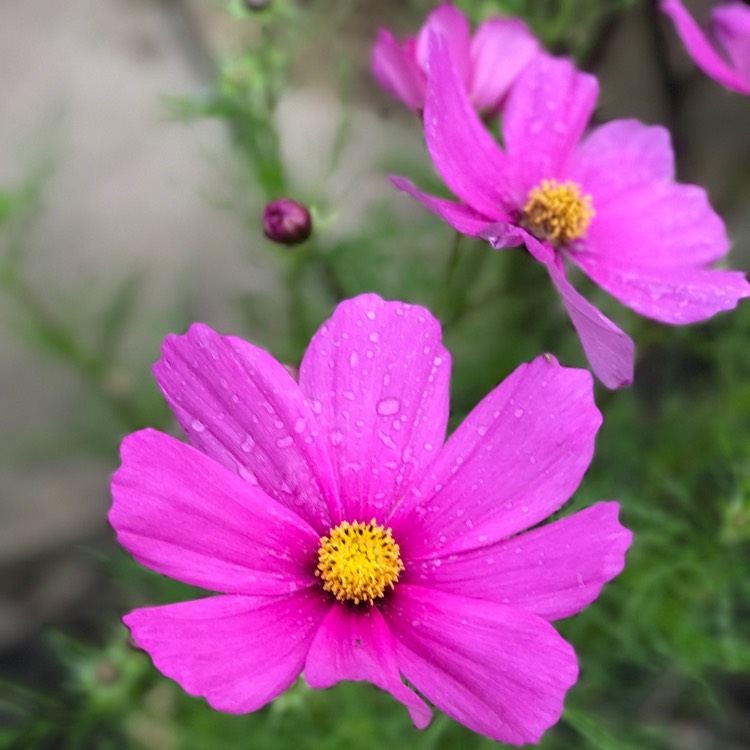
<box><xmin>514</xmin><ymin>408</ymin><xmax>524</xmax><ymax>418</ymax></box>
<box><xmin>369</xmin><ymin>332</ymin><xmax>379</xmax><ymax>343</ymax></box>
<box><xmin>424</xmin><ymin>442</ymin><xmax>433</xmax><ymax>452</ymax></box>
<box><xmin>241</xmin><ymin>436</ymin><xmax>255</xmax><ymax>452</ymax></box>
<box><xmin>276</xmin><ymin>435</ymin><xmax>293</xmax><ymax>448</ymax></box>
<box><xmin>309</xmin><ymin>399</ymin><xmax>323</xmax><ymax>415</ymax></box>
<box><xmin>330</xmin><ymin>430</ymin><xmax>344</xmax><ymax>446</ymax></box>
<box><xmin>191</xmin><ymin>419</ymin><xmax>205</xmax><ymax>433</ymax></box>
<box><xmin>376</xmin><ymin>398</ymin><xmax>400</xmax><ymax>416</ymax></box>
<box><xmin>349</xmin><ymin>351</ymin><xmax>358</xmax><ymax>368</ymax></box>
<box><xmin>365</xmin><ymin>310</ymin><xmax>376</xmax><ymax>320</ymax></box>
<box><xmin>294</xmin><ymin>418</ymin><xmax>306</xmax><ymax>434</ymax></box>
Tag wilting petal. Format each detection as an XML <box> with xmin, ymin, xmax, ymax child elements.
<box><xmin>582</xmin><ymin>181</ymin><xmax>729</xmax><ymax>269</ymax></box>
<box><xmin>712</xmin><ymin>3</ymin><xmax>750</xmax><ymax>82</ymax></box>
<box><xmin>391</xmin><ymin>355</ymin><xmax>601</xmax><ymax>557</ymax></box>
<box><xmin>423</xmin><ymin>31</ymin><xmax>515</xmax><ymax>216</ymax></box>
<box><xmin>408</xmin><ymin>502</ymin><xmax>631</xmax><ymax>621</ymax></box>
<box><xmin>125</xmin><ymin>591</ymin><xmax>329</xmax><ymax>713</ymax></box>
<box><xmin>569</xmin><ymin>120</ymin><xmax>675</xmax><ymax>208</ymax></box>
<box><xmin>305</xmin><ymin>604</ymin><xmax>431</xmax><ymax>728</ymax></box>
<box><xmin>372</xmin><ymin>29</ymin><xmax>425</xmax><ymax>112</ymax></box>
<box><xmin>571</xmin><ymin>254</ymin><xmax>750</xmax><ymax>324</ymax></box>
<box><xmin>110</xmin><ymin>429</ymin><xmax>319</xmax><ymax>595</ymax></box>
<box><xmin>661</xmin><ymin>0</ymin><xmax>750</xmax><ymax>93</ymax></box>
<box><xmin>384</xmin><ymin>585</ymin><xmax>578</xmax><ymax>745</ymax></box>
<box><xmin>153</xmin><ymin>323</ymin><xmax>340</xmax><ymax>532</ymax></box>
<box><xmin>502</xmin><ymin>54</ymin><xmax>599</xmax><ymax>193</ymax></box>
<box><xmin>390</xmin><ymin>176</ymin><xmax>501</xmax><ymax>235</ymax></box>
<box><xmin>299</xmin><ymin>294</ymin><xmax>450</xmax><ymax>522</ymax></box>
<box><xmin>416</xmin><ymin>2</ymin><xmax>471</xmax><ymax>88</ymax></box>
<box><xmin>545</xmin><ymin>259</ymin><xmax>635</xmax><ymax>390</ymax></box>
<box><xmin>470</xmin><ymin>18</ymin><xmax>539</xmax><ymax>112</ymax></box>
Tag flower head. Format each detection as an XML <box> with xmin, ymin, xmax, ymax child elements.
<box><xmin>372</xmin><ymin>3</ymin><xmax>539</xmax><ymax>114</ymax></box>
<box><xmin>111</xmin><ymin>294</ymin><xmax>631</xmax><ymax>744</ymax></box>
<box><xmin>263</xmin><ymin>198</ymin><xmax>312</xmax><ymax>245</ymax></box>
<box><xmin>661</xmin><ymin>0</ymin><xmax>750</xmax><ymax>94</ymax></box>
<box><xmin>393</xmin><ymin>37</ymin><xmax>750</xmax><ymax>389</ymax></box>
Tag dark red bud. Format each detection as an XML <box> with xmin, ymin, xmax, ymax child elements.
<box><xmin>263</xmin><ymin>199</ymin><xmax>312</xmax><ymax>246</ymax></box>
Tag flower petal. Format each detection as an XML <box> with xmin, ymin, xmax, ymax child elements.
<box><xmin>423</xmin><ymin>30</ymin><xmax>515</xmax><ymax>217</ymax></box>
<box><xmin>660</xmin><ymin>0</ymin><xmax>750</xmax><ymax>93</ymax></box>
<box><xmin>571</xmin><ymin>254</ymin><xmax>750</xmax><ymax>324</ymax></box>
<box><xmin>581</xmin><ymin>181</ymin><xmax>729</xmax><ymax>269</ymax></box>
<box><xmin>712</xmin><ymin>2</ymin><xmax>750</xmax><ymax>82</ymax></box>
<box><xmin>305</xmin><ymin>603</ymin><xmax>431</xmax><ymax>728</ymax></box>
<box><xmin>384</xmin><ymin>585</ymin><xmax>578</xmax><ymax>745</ymax></box>
<box><xmin>391</xmin><ymin>355</ymin><xmax>601</xmax><ymax>557</ymax></box>
<box><xmin>545</xmin><ymin>258</ymin><xmax>635</xmax><ymax>389</ymax></box>
<box><xmin>153</xmin><ymin>323</ymin><xmax>340</xmax><ymax>533</ymax></box>
<box><xmin>470</xmin><ymin>18</ymin><xmax>539</xmax><ymax>112</ymax></box>
<box><xmin>371</xmin><ymin>29</ymin><xmax>425</xmax><ymax>112</ymax></box>
<box><xmin>408</xmin><ymin>502</ymin><xmax>631</xmax><ymax>621</ymax></box>
<box><xmin>110</xmin><ymin>429</ymin><xmax>319</xmax><ymax>595</ymax></box>
<box><xmin>502</xmin><ymin>54</ymin><xmax>599</xmax><ymax>193</ymax></box>
<box><xmin>568</xmin><ymin>120</ymin><xmax>675</xmax><ymax>208</ymax></box>
<box><xmin>390</xmin><ymin>176</ymin><xmax>501</xmax><ymax>235</ymax></box>
<box><xmin>125</xmin><ymin>591</ymin><xmax>330</xmax><ymax>713</ymax></box>
<box><xmin>299</xmin><ymin>295</ymin><xmax>450</xmax><ymax>522</ymax></box>
<box><xmin>416</xmin><ymin>2</ymin><xmax>471</xmax><ymax>88</ymax></box>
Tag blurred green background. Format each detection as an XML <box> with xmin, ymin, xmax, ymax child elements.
<box><xmin>1</xmin><ymin>0</ymin><xmax>749</xmax><ymax>748</ymax></box>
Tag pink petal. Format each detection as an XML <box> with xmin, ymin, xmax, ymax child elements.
<box><xmin>384</xmin><ymin>585</ymin><xmax>578</xmax><ymax>745</ymax></box>
<box><xmin>545</xmin><ymin>257</ymin><xmax>635</xmax><ymax>389</ymax></box>
<box><xmin>502</xmin><ymin>54</ymin><xmax>599</xmax><ymax>193</ymax></box>
<box><xmin>582</xmin><ymin>181</ymin><xmax>729</xmax><ymax>270</ymax></box>
<box><xmin>124</xmin><ymin>591</ymin><xmax>330</xmax><ymax>713</ymax></box>
<box><xmin>423</xmin><ymin>31</ymin><xmax>515</xmax><ymax>217</ymax></box>
<box><xmin>305</xmin><ymin>604</ymin><xmax>431</xmax><ymax>728</ymax></box>
<box><xmin>390</xmin><ymin>176</ymin><xmax>501</xmax><ymax>235</ymax></box>
<box><xmin>661</xmin><ymin>0</ymin><xmax>750</xmax><ymax>93</ymax></box>
<box><xmin>153</xmin><ymin>323</ymin><xmax>340</xmax><ymax>533</ymax></box>
<box><xmin>407</xmin><ymin>502</ymin><xmax>632</xmax><ymax>621</ymax></box>
<box><xmin>390</xmin><ymin>355</ymin><xmax>601</xmax><ymax>558</ymax></box>
<box><xmin>570</xmin><ymin>254</ymin><xmax>750</xmax><ymax>324</ymax></box>
<box><xmin>470</xmin><ymin>18</ymin><xmax>539</xmax><ymax>113</ymax></box>
<box><xmin>298</xmin><ymin>295</ymin><xmax>450</xmax><ymax>522</ymax></box>
<box><xmin>568</xmin><ymin>120</ymin><xmax>675</xmax><ymax>208</ymax></box>
<box><xmin>712</xmin><ymin>2</ymin><xmax>750</xmax><ymax>82</ymax></box>
<box><xmin>371</xmin><ymin>29</ymin><xmax>426</xmax><ymax>112</ymax></box>
<box><xmin>416</xmin><ymin>3</ymin><xmax>471</xmax><ymax>89</ymax></box>
<box><xmin>110</xmin><ymin>429</ymin><xmax>319</xmax><ymax>595</ymax></box>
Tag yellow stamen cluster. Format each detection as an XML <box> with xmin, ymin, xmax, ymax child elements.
<box><xmin>316</xmin><ymin>519</ymin><xmax>404</xmax><ymax>605</ymax></box>
<box><xmin>522</xmin><ymin>179</ymin><xmax>594</xmax><ymax>245</ymax></box>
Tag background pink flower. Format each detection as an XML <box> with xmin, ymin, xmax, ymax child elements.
<box><xmin>372</xmin><ymin>2</ymin><xmax>539</xmax><ymax>114</ymax></box>
<box><xmin>661</xmin><ymin>0</ymin><xmax>750</xmax><ymax>94</ymax></box>
<box><xmin>110</xmin><ymin>294</ymin><xmax>631</xmax><ymax>745</ymax></box>
<box><xmin>393</xmin><ymin>35</ymin><xmax>749</xmax><ymax>389</ymax></box>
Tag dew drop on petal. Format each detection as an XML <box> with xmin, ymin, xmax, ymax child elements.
<box><xmin>330</xmin><ymin>429</ymin><xmax>344</xmax><ymax>446</ymax></box>
<box><xmin>241</xmin><ymin>436</ymin><xmax>255</xmax><ymax>452</ymax></box>
<box><xmin>349</xmin><ymin>351</ymin><xmax>358</xmax><ymax>368</ymax></box>
<box><xmin>294</xmin><ymin>418</ymin><xmax>306</xmax><ymax>434</ymax></box>
<box><xmin>376</xmin><ymin>398</ymin><xmax>400</xmax><ymax>416</ymax></box>
<box><xmin>514</xmin><ymin>408</ymin><xmax>524</xmax><ymax>418</ymax></box>
<box><xmin>276</xmin><ymin>435</ymin><xmax>294</xmax><ymax>448</ymax></box>
<box><xmin>191</xmin><ymin>419</ymin><xmax>205</xmax><ymax>433</ymax></box>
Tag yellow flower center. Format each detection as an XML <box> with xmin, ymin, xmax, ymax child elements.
<box><xmin>522</xmin><ymin>179</ymin><xmax>594</xmax><ymax>245</ymax></box>
<box><xmin>316</xmin><ymin>519</ymin><xmax>404</xmax><ymax>605</ymax></box>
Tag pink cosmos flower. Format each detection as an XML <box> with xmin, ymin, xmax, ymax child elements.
<box><xmin>393</xmin><ymin>36</ymin><xmax>750</xmax><ymax>389</ymax></box>
<box><xmin>661</xmin><ymin>0</ymin><xmax>750</xmax><ymax>94</ymax></box>
<box><xmin>110</xmin><ymin>294</ymin><xmax>631</xmax><ymax>745</ymax></box>
<box><xmin>372</xmin><ymin>2</ymin><xmax>539</xmax><ymax>114</ymax></box>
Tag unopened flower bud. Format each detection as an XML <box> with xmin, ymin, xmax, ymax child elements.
<box><xmin>263</xmin><ymin>199</ymin><xmax>312</xmax><ymax>246</ymax></box>
<box><xmin>244</xmin><ymin>0</ymin><xmax>271</xmax><ymax>10</ymax></box>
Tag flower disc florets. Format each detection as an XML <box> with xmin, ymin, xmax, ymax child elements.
<box><xmin>316</xmin><ymin>519</ymin><xmax>404</xmax><ymax>605</ymax></box>
<box><xmin>522</xmin><ymin>179</ymin><xmax>594</xmax><ymax>246</ymax></box>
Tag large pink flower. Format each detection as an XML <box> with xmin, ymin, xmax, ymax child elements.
<box><xmin>372</xmin><ymin>2</ymin><xmax>539</xmax><ymax>114</ymax></box>
<box><xmin>110</xmin><ymin>295</ymin><xmax>631</xmax><ymax>744</ymax></box>
<box><xmin>393</xmin><ymin>36</ymin><xmax>750</xmax><ymax>389</ymax></box>
<box><xmin>661</xmin><ymin>0</ymin><xmax>750</xmax><ymax>94</ymax></box>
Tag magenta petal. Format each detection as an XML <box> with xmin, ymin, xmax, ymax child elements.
<box><xmin>502</xmin><ymin>54</ymin><xmax>599</xmax><ymax>192</ymax></box>
<box><xmin>569</xmin><ymin>120</ymin><xmax>675</xmax><ymax>208</ymax></box>
<box><xmin>385</xmin><ymin>585</ymin><xmax>578</xmax><ymax>745</ymax></box>
<box><xmin>470</xmin><ymin>18</ymin><xmax>539</xmax><ymax>112</ymax></box>
<box><xmin>391</xmin><ymin>355</ymin><xmax>601</xmax><ymax>557</ymax></box>
<box><xmin>661</xmin><ymin>0</ymin><xmax>750</xmax><ymax>93</ymax></box>
<box><xmin>125</xmin><ymin>591</ymin><xmax>330</xmax><ymax>713</ymax></box>
<box><xmin>110</xmin><ymin>429</ymin><xmax>319</xmax><ymax>595</ymax></box>
<box><xmin>153</xmin><ymin>323</ymin><xmax>340</xmax><ymax>532</ymax></box>
<box><xmin>545</xmin><ymin>259</ymin><xmax>635</xmax><ymax>389</ymax></box>
<box><xmin>571</xmin><ymin>255</ymin><xmax>750</xmax><ymax>324</ymax></box>
<box><xmin>371</xmin><ymin>29</ymin><xmax>426</xmax><ymax>112</ymax></box>
<box><xmin>712</xmin><ymin>3</ymin><xmax>750</xmax><ymax>82</ymax></box>
<box><xmin>305</xmin><ymin>604</ymin><xmax>431</xmax><ymax>728</ymax></box>
<box><xmin>416</xmin><ymin>3</ymin><xmax>471</xmax><ymax>88</ymax></box>
<box><xmin>390</xmin><ymin>176</ymin><xmax>500</xmax><ymax>235</ymax></box>
<box><xmin>423</xmin><ymin>31</ymin><xmax>515</xmax><ymax>217</ymax></box>
<box><xmin>408</xmin><ymin>502</ymin><xmax>632</xmax><ymax>621</ymax></box>
<box><xmin>299</xmin><ymin>295</ymin><xmax>450</xmax><ymax>522</ymax></box>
